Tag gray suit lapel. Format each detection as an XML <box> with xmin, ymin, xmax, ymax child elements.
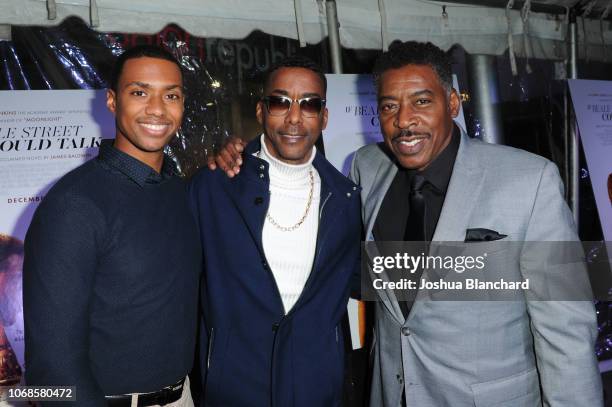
<box><xmin>363</xmin><ymin>151</ymin><xmax>405</xmax><ymax>324</ymax></box>
<box><xmin>364</xmin><ymin>155</ymin><xmax>397</xmax><ymax>241</ymax></box>
<box><xmin>431</xmin><ymin>131</ymin><xmax>484</xmax><ymax>242</ymax></box>
<box><xmin>407</xmin><ymin>131</ymin><xmax>485</xmax><ymax>322</ymax></box>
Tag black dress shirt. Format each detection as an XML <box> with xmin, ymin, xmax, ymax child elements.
<box><xmin>374</xmin><ymin>125</ymin><xmax>460</xmax><ymax>242</ymax></box>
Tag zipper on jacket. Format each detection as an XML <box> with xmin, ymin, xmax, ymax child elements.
<box><xmin>319</xmin><ymin>191</ymin><xmax>332</xmax><ymax>220</ymax></box>
<box><xmin>260</xmin><ymin>190</ymin><xmax>286</xmax><ymax>316</ymax></box>
<box><xmin>207</xmin><ymin>327</ymin><xmax>214</xmax><ymax>369</ymax></box>
<box><xmin>270</xmin><ymin>190</ymin><xmax>333</xmax><ymax>407</ymax></box>
<box><xmin>282</xmin><ymin>191</ymin><xmax>333</xmax><ymax>321</ymax></box>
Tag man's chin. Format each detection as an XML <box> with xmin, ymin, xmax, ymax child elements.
<box><xmin>278</xmin><ymin>135</ymin><xmax>308</xmax><ymax>149</ymax></box>
<box><xmin>277</xmin><ymin>149</ymin><xmax>313</xmax><ymax>164</ymax></box>
<box><xmin>395</xmin><ymin>154</ymin><xmax>425</xmax><ymax>170</ymax></box>
<box><xmin>137</xmin><ymin>140</ymin><xmax>171</xmax><ymax>153</ymax></box>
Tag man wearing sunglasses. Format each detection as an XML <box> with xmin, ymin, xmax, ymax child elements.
<box><xmin>189</xmin><ymin>56</ymin><xmax>361</xmax><ymax>406</ymax></box>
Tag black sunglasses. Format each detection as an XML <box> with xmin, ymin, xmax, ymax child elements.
<box><xmin>262</xmin><ymin>95</ymin><xmax>326</xmax><ymax>118</ymax></box>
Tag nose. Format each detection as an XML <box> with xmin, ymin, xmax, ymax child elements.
<box><xmin>395</xmin><ymin>103</ymin><xmax>417</xmax><ymax>129</ymax></box>
<box><xmin>145</xmin><ymin>95</ymin><xmax>164</xmax><ymax>117</ymax></box>
<box><xmin>285</xmin><ymin>99</ymin><xmax>302</xmax><ymax>125</ymax></box>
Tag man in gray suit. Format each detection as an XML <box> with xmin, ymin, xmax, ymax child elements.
<box><xmin>350</xmin><ymin>41</ymin><xmax>602</xmax><ymax>406</ymax></box>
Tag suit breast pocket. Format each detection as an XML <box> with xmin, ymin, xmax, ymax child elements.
<box><xmin>471</xmin><ymin>368</ymin><xmax>541</xmax><ymax>407</ymax></box>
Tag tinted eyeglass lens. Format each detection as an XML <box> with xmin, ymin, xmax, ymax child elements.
<box><xmin>299</xmin><ymin>98</ymin><xmax>323</xmax><ymax>117</ymax></box>
<box><xmin>266</xmin><ymin>96</ymin><xmax>291</xmax><ymax>116</ymax></box>
<box><xmin>264</xmin><ymin>96</ymin><xmax>324</xmax><ymax>117</ymax></box>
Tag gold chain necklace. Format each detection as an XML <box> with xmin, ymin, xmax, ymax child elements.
<box><xmin>266</xmin><ymin>170</ymin><xmax>314</xmax><ymax>232</ymax></box>
<box><xmin>258</xmin><ymin>150</ymin><xmax>315</xmax><ymax>232</ymax></box>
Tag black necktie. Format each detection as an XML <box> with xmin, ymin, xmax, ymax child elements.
<box><xmin>405</xmin><ymin>174</ymin><xmax>427</xmax><ymax>242</ymax></box>
<box><xmin>398</xmin><ymin>174</ymin><xmax>427</xmax><ymax>318</ymax></box>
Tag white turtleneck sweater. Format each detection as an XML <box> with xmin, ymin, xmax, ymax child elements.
<box><xmin>257</xmin><ymin>135</ymin><xmax>321</xmax><ymax>314</ymax></box>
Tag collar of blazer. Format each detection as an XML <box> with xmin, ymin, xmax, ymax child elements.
<box><xmin>222</xmin><ymin>135</ymin><xmax>359</xmax><ymax>260</ymax></box>
<box><xmin>241</xmin><ymin>134</ymin><xmax>359</xmax><ymax>200</ymax></box>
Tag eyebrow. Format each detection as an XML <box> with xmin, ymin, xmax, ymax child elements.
<box><xmin>301</xmin><ymin>92</ymin><xmax>323</xmax><ymax>98</ymax></box>
<box><xmin>269</xmin><ymin>89</ymin><xmax>322</xmax><ymax>98</ymax></box>
<box><xmin>410</xmin><ymin>89</ymin><xmax>434</xmax><ymax>97</ymax></box>
<box><xmin>124</xmin><ymin>82</ymin><xmax>183</xmax><ymax>91</ymax></box>
<box><xmin>378</xmin><ymin>89</ymin><xmax>434</xmax><ymax>103</ymax></box>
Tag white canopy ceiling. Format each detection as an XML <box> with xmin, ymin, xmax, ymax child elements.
<box><xmin>0</xmin><ymin>0</ymin><xmax>611</xmax><ymax>61</ymax></box>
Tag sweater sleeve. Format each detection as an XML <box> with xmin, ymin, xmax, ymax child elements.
<box><xmin>23</xmin><ymin>191</ymin><xmax>107</xmax><ymax>406</ymax></box>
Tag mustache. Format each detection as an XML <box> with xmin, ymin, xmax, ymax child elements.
<box><xmin>279</xmin><ymin>126</ymin><xmax>304</xmax><ymax>136</ymax></box>
<box><xmin>392</xmin><ymin>130</ymin><xmax>431</xmax><ymax>141</ymax></box>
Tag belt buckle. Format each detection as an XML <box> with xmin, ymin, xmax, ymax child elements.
<box><xmin>157</xmin><ymin>387</ymin><xmax>172</xmax><ymax>406</ymax></box>
<box><xmin>156</xmin><ymin>383</ymin><xmax>182</xmax><ymax>406</ymax></box>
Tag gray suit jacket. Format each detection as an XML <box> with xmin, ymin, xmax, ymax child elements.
<box><xmin>350</xmin><ymin>131</ymin><xmax>602</xmax><ymax>407</ymax></box>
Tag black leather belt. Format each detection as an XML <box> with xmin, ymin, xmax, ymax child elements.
<box><xmin>105</xmin><ymin>378</ymin><xmax>185</xmax><ymax>407</ymax></box>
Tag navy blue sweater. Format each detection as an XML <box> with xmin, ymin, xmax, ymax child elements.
<box><xmin>23</xmin><ymin>141</ymin><xmax>201</xmax><ymax>406</ymax></box>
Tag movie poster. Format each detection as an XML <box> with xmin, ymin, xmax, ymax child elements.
<box><xmin>0</xmin><ymin>90</ymin><xmax>113</xmax><ymax>397</ymax></box>
<box><xmin>568</xmin><ymin>80</ymin><xmax>612</xmax><ymax>240</ymax></box>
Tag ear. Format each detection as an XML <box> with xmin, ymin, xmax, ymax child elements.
<box><xmin>448</xmin><ymin>89</ymin><xmax>460</xmax><ymax>119</ymax></box>
<box><xmin>321</xmin><ymin>107</ymin><xmax>328</xmax><ymax>130</ymax></box>
<box><xmin>256</xmin><ymin>100</ymin><xmax>264</xmax><ymax>125</ymax></box>
<box><xmin>106</xmin><ymin>89</ymin><xmax>117</xmax><ymax>115</ymax></box>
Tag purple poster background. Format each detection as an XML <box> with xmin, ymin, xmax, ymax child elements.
<box><xmin>568</xmin><ymin>80</ymin><xmax>612</xmax><ymax>240</ymax></box>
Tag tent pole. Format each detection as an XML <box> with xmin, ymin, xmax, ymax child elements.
<box><xmin>0</xmin><ymin>24</ymin><xmax>10</xmax><ymax>41</ymax></box>
<box><xmin>325</xmin><ymin>0</ymin><xmax>343</xmax><ymax>73</ymax></box>
<box><xmin>567</xmin><ymin>9</ymin><xmax>579</xmax><ymax>225</ymax></box>
<box><xmin>466</xmin><ymin>54</ymin><xmax>505</xmax><ymax>145</ymax></box>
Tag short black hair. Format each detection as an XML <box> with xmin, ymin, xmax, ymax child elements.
<box><xmin>262</xmin><ymin>55</ymin><xmax>327</xmax><ymax>95</ymax></box>
<box><xmin>110</xmin><ymin>45</ymin><xmax>182</xmax><ymax>92</ymax></box>
<box><xmin>372</xmin><ymin>41</ymin><xmax>453</xmax><ymax>93</ymax></box>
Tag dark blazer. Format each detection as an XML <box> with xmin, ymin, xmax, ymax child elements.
<box><xmin>189</xmin><ymin>137</ymin><xmax>361</xmax><ymax>407</ymax></box>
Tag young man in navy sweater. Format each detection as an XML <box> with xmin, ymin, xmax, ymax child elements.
<box><xmin>24</xmin><ymin>45</ymin><xmax>201</xmax><ymax>406</ymax></box>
